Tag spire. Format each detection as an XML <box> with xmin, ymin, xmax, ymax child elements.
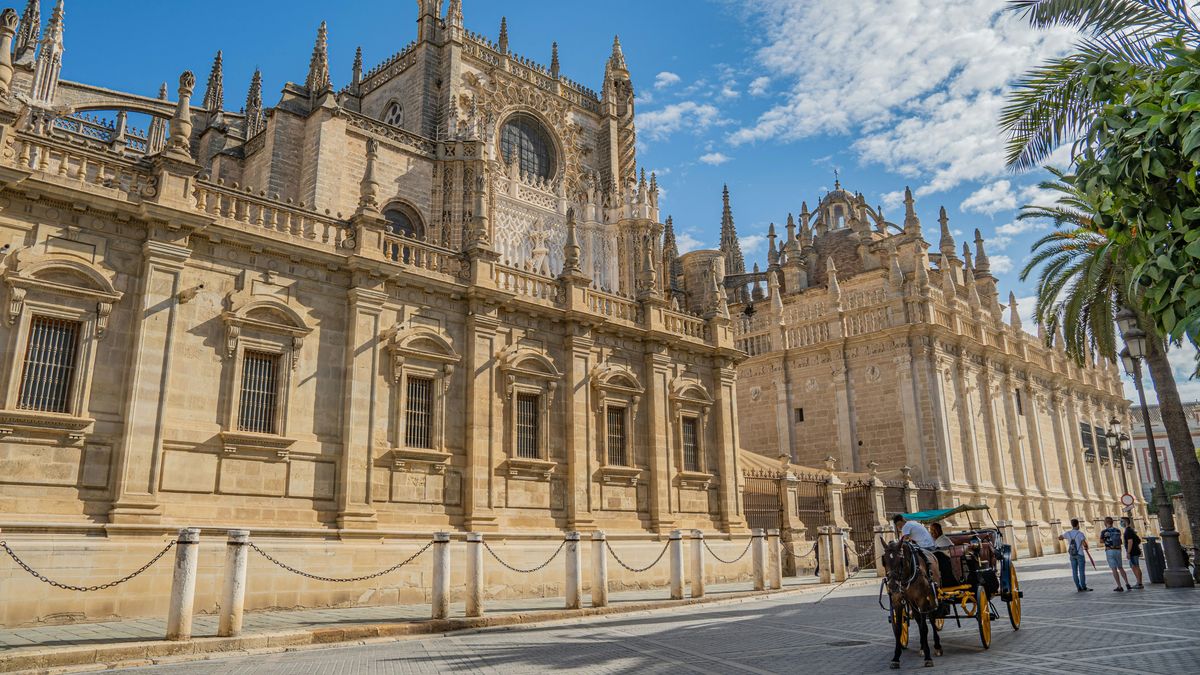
<box><xmin>889</xmin><ymin>245</ymin><xmax>904</xmax><ymax>287</ymax></box>
<box><xmin>903</xmin><ymin>186</ymin><xmax>921</xmax><ymax>233</ymax></box>
<box><xmin>0</xmin><ymin>9</ymin><xmax>17</xmax><ymax>96</ymax></box>
<box><xmin>146</xmin><ymin>82</ymin><xmax>169</xmax><ymax>153</ymax></box>
<box><xmin>638</xmin><ymin>233</ymin><xmax>659</xmax><ymax>299</ymax></box>
<box><xmin>498</xmin><ymin>17</ymin><xmax>508</xmax><ymax>54</ymax></box>
<box><xmin>826</xmin><ymin>257</ymin><xmax>841</xmax><ymax>300</ymax></box>
<box><xmin>963</xmin><ymin>246</ymin><xmax>981</xmax><ymax>309</ymax></box>
<box><xmin>915</xmin><ymin>246</ymin><xmax>930</xmax><ymax>287</ymax></box>
<box><xmin>938</xmin><ymin>206</ymin><xmax>956</xmax><ymax>259</ymax></box>
<box><xmin>939</xmin><ymin>253</ymin><xmax>955</xmax><ymax>297</ymax></box>
<box><xmin>306</xmin><ymin>21</ymin><xmax>332</xmax><ymax>100</ymax></box>
<box><xmin>609</xmin><ymin>34</ymin><xmax>627</xmax><ymax>72</ymax></box>
<box><xmin>203</xmin><ymin>50</ymin><xmax>224</xmax><ymax>115</ymax></box>
<box><xmin>973</xmin><ymin>228</ymin><xmax>991</xmax><ymax>275</ymax></box>
<box><xmin>13</xmin><ymin>0</ymin><xmax>38</xmax><ymax>64</ymax></box>
<box><xmin>785</xmin><ymin>213</ymin><xmax>797</xmax><ymax>249</ymax></box>
<box><xmin>769</xmin><ymin>268</ymin><xmax>784</xmax><ymax>313</ymax></box>
<box><xmin>164</xmin><ymin>70</ymin><xmax>197</xmax><ymax>161</ymax></box>
<box><xmin>244</xmin><ymin>70</ymin><xmax>265</xmax><ymax>138</ymax></box>
<box><xmin>30</xmin><ymin>0</ymin><xmax>65</xmax><ymax>106</ymax></box>
<box><xmin>550</xmin><ymin>42</ymin><xmax>560</xmax><ymax>79</ymax></box>
<box><xmin>351</xmin><ymin>46</ymin><xmax>363</xmax><ymax>86</ymax></box>
<box><xmin>1009</xmin><ymin>291</ymin><xmax>1022</xmax><ymax>331</ymax></box>
<box><xmin>719</xmin><ymin>184</ymin><xmax>745</xmax><ymax>275</ymax></box>
<box><xmin>447</xmin><ymin>0</ymin><xmax>464</xmax><ymax>29</ymax></box>
<box><xmin>357</xmin><ymin>139</ymin><xmax>381</xmax><ymax>214</ymax></box>
<box><xmin>767</xmin><ymin>222</ymin><xmax>779</xmax><ymax>267</ymax></box>
<box><xmin>562</xmin><ymin>208</ymin><xmax>583</xmax><ymax>278</ymax></box>
<box><xmin>662</xmin><ymin>215</ymin><xmax>680</xmax><ymax>289</ymax></box>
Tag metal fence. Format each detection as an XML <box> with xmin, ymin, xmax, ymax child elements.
<box><xmin>742</xmin><ymin>470</ymin><xmax>783</xmax><ymax>534</ymax></box>
<box><xmin>795</xmin><ymin>473</ymin><xmax>831</xmax><ymax>529</ymax></box>
<box><xmin>842</xmin><ymin>481</ymin><xmax>877</xmax><ymax>570</ymax></box>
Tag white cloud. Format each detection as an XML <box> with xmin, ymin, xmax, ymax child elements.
<box><xmin>699</xmin><ymin>152</ymin><xmax>732</xmax><ymax>165</ymax></box>
<box><xmin>990</xmin><ymin>255</ymin><xmax>1013</xmax><ymax>274</ymax></box>
<box><xmin>719</xmin><ymin>84</ymin><xmax>740</xmax><ymax>99</ymax></box>
<box><xmin>748</xmin><ymin>76</ymin><xmax>770</xmax><ymax>96</ymax></box>
<box><xmin>654</xmin><ymin>71</ymin><xmax>682</xmax><ymax>89</ymax></box>
<box><xmin>677</xmin><ymin>231</ymin><xmax>706</xmax><ymax>254</ymax></box>
<box><xmin>961</xmin><ymin>180</ymin><xmax>1016</xmax><ymax>215</ymax></box>
<box><xmin>740</xmin><ymin>234</ymin><xmax>767</xmax><ymax>255</ymax></box>
<box><xmin>881</xmin><ymin>190</ymin><xmax>906</xmax><ymax>211</ymax></box>
<box><xmin>731</xmin><ymin>1</ymin><xmax>1077</xmax><ymax>195</ymax></box>
<box><xmin>988</xmin><ymin>218</ymin><xmax>1049</xmax><ymax>249</ymax></box>
<box><xmin>1012</xmin><ymin>294</ymin><xmax>1038</xmax><ymax>334</ymax></box>
<box><xmin>639</xmin><ymin>101</ymin><xmax>724</xmax><ymax>141</ymax></box>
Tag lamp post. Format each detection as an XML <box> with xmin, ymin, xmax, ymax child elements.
<box><xmin>1105</xmin><ymin>417</ymin><xmax>1129</xmax><ymax>496</ymax></box>
<box><xmin>1118</xmin><ymin>431</ymin><xmax>1131</xmax><ymax>496</ymax></box>
<box><xmin>1116</xmin><ymin>307</ymin><xmax>1194</xmax><ymax>588</ymax></box>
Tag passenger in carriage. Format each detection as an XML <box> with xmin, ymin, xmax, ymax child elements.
<box><xmin>928</xmin><ymin>523</ymin><xmax>958</xmax><ymax>586</ymax></box>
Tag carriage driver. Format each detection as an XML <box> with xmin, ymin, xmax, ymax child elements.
<box><xmin>892</xmin><ymin>514</ymin><xmax>942</xmax><ymax>583</ymax></box>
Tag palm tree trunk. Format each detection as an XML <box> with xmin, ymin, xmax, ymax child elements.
<box><xmin>1143</xmin><ymin>337</ymin><xmax>1200</xmax><ymax>547</ymax></box>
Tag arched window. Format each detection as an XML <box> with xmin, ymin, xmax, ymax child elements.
<box><xmin>499</xmin><ymin>113</ymin><xmax>555</xmax><ymax>181</ymax></box>
<box><xmin>383</xmin><ymin>204</ymin><xmax>426</xmax><ymax>263</ymax></box>
<box><xmin>383</xmin><ymin>101</ymin><xmax>403</xmax><ymax>127</ymax></box>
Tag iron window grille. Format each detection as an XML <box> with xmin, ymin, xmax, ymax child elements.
<box><xmin>17</xmin><ymin>315</ymin><xmax>81</xmax><ymax>413</ymax></box>
<box><xmin>606</xmin><ymin>405</ymin><xmax>628</xmax><ymax>466</ymax></box>
<box><xmin>682</xmin><ymin>416</ymin><xmax>701</xmax><ymax>472</ymax></box>
<box><xmin>516</xmin><ymin>392</ymin><xmax>541</xmax><ymax>459</ymax></box>
<box><xmin>499</xmin><ymin>113</ymin><xmax>555</xmax><ymax>180</ymax></box>
<box><xmin>238</xmin><ymin>350</ymin><xmax>280</xmax><ymax>434</ymax></box>
<box><xmin>405</xmin><ymin>376</ymin><xmax>434</xmax><ymax>449</ymax></box>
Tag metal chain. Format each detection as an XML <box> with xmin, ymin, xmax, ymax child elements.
<box><xmin>0</xmin><ymin>539</ymin><xmax>175</xmax><ymax>592</ymax></box>
<box><xmin>482</xmin><ymin>540</ymin><xmax>566</xmax><ymax>574</ymax></box>
<box><xmin>605</xmin><ymin>539</ymin><xmax>670</xmax><ymax>573</ymax></box>
<box><xmin>703</xmin><ymin>537</ymin><xmax>755</xmax><ymax>565</ymax></box>
<box><xmin>785</xmin><ymin>540</ymin><xmax>820</xmax><ymax>562</ymax></box>
<box><xmin>248</xmin><ymin>540</ymin><xmax>433</xmax><ymax>583</ymax></box>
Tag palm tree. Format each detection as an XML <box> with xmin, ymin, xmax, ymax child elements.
<box><xmin>1001</xmin><ymin>0</ymin><xmax>1200</xmax><ymax>169</ymax></box>
<box><xmin>1020</xmin><ymin>170</ymin><xmax>1200</xmax><ymax>551</ymax></box>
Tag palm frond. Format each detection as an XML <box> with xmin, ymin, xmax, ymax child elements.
<box><xmin>1006</xmin><ymin>0</ymin><xmax>1200</xmax><ymax>41</ymax></box>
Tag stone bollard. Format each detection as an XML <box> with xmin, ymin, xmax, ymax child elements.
<box><xmin>431</xmin><ymin>532</ymin><xmax>450</xmax><ymax>620</ymax></box>
<box><xmin>831</xmin><ymin>529</ymin><xmax>848</xmax><ymax>583</ymax></box>
<box><xmin>166</xmin><ymin>527</ymin><xmax>201</xmax><ymax>641</ymax></box>
<box><xmin>565</xmin><ymin>532</ymin><xmax>582</xmax><ymax>610</ymax></box>
<box><xmin>998</xmin><ymin>521</ymin><xmax>1018</xmax><ymax>561</ymax></box>
<box><xmin>817</xmin><ymin>527</ymin><xmax>832</xmax><ymax>585</ymax></box>
<box><xmin>767</xmin><ymin>529</ymin><xmax>782</xmax><ymax>590</ymax></box>
<box><xmin>1049</xmin><ymin>519</ymin><xmax>1066</xmax><ymax>554</ymax></box>
<box><xmin>591</xmin><ymin>531</ymin><xmax>608</xmax><ymax>607</ymax></box>
<box><xmin>690</xmin><ymin>530</ymin><xmax>706</xmax><ymax>598</ymax></box>
<box><xmin>752</xmin><ymin>529</ymin><xmax>766</xmax><ymax>591</ymax></box>
<box><xmin>465</xmin><ymin>533</ymin><xmax>483</xmax><ymax>618</ymax></box>
<box><xmin>872</xmin><ymin>525</ymin><xmax>891</xmax><ymax>577</ymax></box>
<box><xmin>668</xmin><ymin>530</ymin><xmax>684</xmax><ymax>600</ymax></box>
<box><xmin>1025</xmin><ymin>522</ymin><xmax>1042</xmax><ymax>558</ymax></box>
<box><xmin>217</xmin><ymin>529</ymin><xmax>250</xmax><ymax>637</ymax></box>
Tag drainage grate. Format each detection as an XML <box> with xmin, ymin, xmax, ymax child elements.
<box><xmin>828</xmin><ymin>640</ymin><xmax>870</xmax><ymax>647</ymax></box>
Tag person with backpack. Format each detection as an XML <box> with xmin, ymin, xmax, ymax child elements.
<box><xmin>1059</xmin><ymin>518</ymin><xmax>1092</xmax><ymax>592</ymax></box>
<box><xmin>1121</xmin><ymin>517</ymin><xmax>1145</xmax><ymax>589</ymax></box>
<box><xmin>1100</xmin><ymin>516</ymin><xmax>1132</xmax><ymax>592</ymax></box>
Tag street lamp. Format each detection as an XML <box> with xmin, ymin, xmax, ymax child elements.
<box><xmin>1116</xmin><ymin>308</ymin><xmax>1195</xmax><ymax>588</ymax></box>
<box><xmin>1119</xmin><ymin>432</ymin><xmax>1132</xmax><ymax>495</ymax></box>
<box><xmin>1106</xmin><ymin>417</ymin><xmax>1129</xmax><ymax>495</ymax></box>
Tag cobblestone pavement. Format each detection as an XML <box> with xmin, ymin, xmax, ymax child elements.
<box><xmin>112</xmin><ymin>555</ymin><xmax>1200</xmax><ymax>674</ymax></box>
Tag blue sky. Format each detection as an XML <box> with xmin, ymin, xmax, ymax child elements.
<box><xmin>51</xmin><ymin>0</ymin><xmax>1196</xmax><ymax>400</ymax></box>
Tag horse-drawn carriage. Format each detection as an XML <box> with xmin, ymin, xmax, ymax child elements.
<box><xmin>885</xmin><ymin>505</ymin><xmax>1022</xmax><ymax>666</ymax></box>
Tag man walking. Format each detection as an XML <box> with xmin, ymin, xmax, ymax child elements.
<box><xmin>1059</xmin><ymin>519</ymin><xmax>1092</xmax><ymax>592</ymax></box>
<box><xmin>1122</xmin><ymin>517</ymin><xmax>1145</xmax><ymax>589</ymax></box>
<box><xmin>1100</xmin><ymin>517</ymin><xmax>1132</xmax><ymax>592</ymax></box>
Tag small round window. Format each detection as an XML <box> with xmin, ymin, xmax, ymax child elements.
<box><xmin>499</xmin><ymin>113</ymin><xmax>556</xmax><ymax>181</ymax></box>
<box><xmin>383</xmin><ymin>101</ymin><xmax>403</xmax><ymax>127</ymax></box>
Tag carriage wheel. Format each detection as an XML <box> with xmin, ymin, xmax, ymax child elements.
<box><xmin>892</xmin><ymin>605</ymin><xmax>910</xmax><ymax>649</ymax></box>
<box><xmin>1006</xmin><ymin>566</ymin><xmax>1021</xmax><ymax>630</ymax></box>
<box><xmin>975</xmin><ymin>586</ymin><xmax>991</xmax><ymax>649</ymax></box>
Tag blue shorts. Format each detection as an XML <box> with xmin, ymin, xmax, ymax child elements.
<box><xmin>1105</xmin><ymin>549</ymin><xmax>1123</xmax><ymax>569</ymax></box>
<box><xmin>1129</xmin><ymin>554</ymin><xmax>1141</xmax><ymax>567</ymax></box>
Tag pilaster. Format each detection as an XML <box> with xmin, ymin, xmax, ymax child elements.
<box><xmin>644</xmin><ymin>345</ymin><xmax>674</xmax><ymax>532</ymax></box>
<box><xmin>564</xmin><ymin>330</ymin><xmax>595</xmax><ymax>531</ymax></box>
<box><xmin>463</xmin><ymin>299</ymin><xmax>500</xmax><ymax>531</ymax></box>
<box><xmin>712</xmin><ymin>358</ymin><xmax>746</xmax><ymax>532</ymax></box>
<box><xmin>336</xmin><ymin>276</ymin><xmax>386</xmax><ymax>530</ymax></box>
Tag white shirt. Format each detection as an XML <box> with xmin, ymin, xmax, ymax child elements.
<box><xmin>901</xmin><ymin>521</ymin><xmax>936</xmax><ymax>549</ymax></box>
<box><xmin>1063</xmin><ymin>529</ymin><xmax>1087</xmax><ymax>554</ymax></box>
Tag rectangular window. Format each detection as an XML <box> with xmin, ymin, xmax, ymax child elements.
<box><xmin>516</xmin><ymin>392</ymin><xmax>541</xmax><ymax>459</ymax></box>
<box><xmin>404</xmin><ymin>376</ymin><xmax>434</xmax><ymax>449</ymax></box>
<box><xmin>1079</xmin><ymin>422</ymin><xmax>1095</xmax><ymax>458</ymax></box>
<box><xmin>17</xmin><ymin>316</ymin><xmax>81</xmax><ymax>413</ymax></box>
<box><xmin>1094</xmin><ymin>424</ymin><xmax>1108</xmax><ymax>460</ymax></box>
<box><xmin>1014</xmin><ymin>389</ymin><xmax>1023</xmax><ymax>416</ymax></box>
<box><xmin>794</xmin><ymin>407</ymin><xmax>805</xmax><ymax>423</ymax></box>
<box><xmin>606</xmin><ymin>405</ymin><xmax>628</xmax><ymax>466</ymax></box>
<box><xmin>682</xmin><ymin>416</ymin><xmax>701</xmax><ymax>472</ymax></box>
<box><xmin>238</xmin><ymin>350</ymin><xmax>280</xmax><ymax>434</ymax></box>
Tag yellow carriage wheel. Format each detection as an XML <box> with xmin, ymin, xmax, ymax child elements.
<box><xmin>976</xmin><ymin>586</ymin><xmax>991</xmax><ymax>649</ymax></box>
<box><xmin>1007</xmin><ymin>566</ymin><xmax>1021</xmax><ymax>631</ymax></box>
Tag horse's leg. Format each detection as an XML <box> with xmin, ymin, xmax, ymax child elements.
<box><xmin>891</xmin><ymin>607</ymin><xmax>903</xmax><ymax>668</ymax></box>
<box><xmin>918</xmin><ymin>614</ymin><xmax>933</xmax><ymax>667</ymax></box>
<box><xmin>931</xmin><ymin>608</ymin><xmax>942</xmax><ymax>656</ymax></box>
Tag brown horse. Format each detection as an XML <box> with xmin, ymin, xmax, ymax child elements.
<box><xmin>881</xmin><ymin>539</ymin><xmax>942</xmax><ymax>668</ymax></box>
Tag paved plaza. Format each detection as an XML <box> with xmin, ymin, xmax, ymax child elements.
<box><xmin>103</xmin><ymin>555</ymin><xmax>1199</xmax><ymax>674</ymax></box>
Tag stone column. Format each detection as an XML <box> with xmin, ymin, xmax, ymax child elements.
<box><xmin>873</xmin><ymin>525</ymin><xmax>892</xmax><ymax>577</ymax></box>
<box><xmin>565</xmin><ymin>532</ymin><xmax>583</xmax><ymax>610</ymax></box>
<box><xmin>336</xmin><ymin>279</ymin><xmax>386</xmax><ymax>529</ymax></box>
<box><xmin>767</xmin><ymin>529</ymin><xmax>783</xmax><ymax>590</ymax></box>
<box><xmin>465</xmin><ymin>533</ymin><xmax>483</xmax><ymax>617</ymax></box>
<box><xmin>646</xmin><ymin>348</ymin><xmax>676</xmax><ymax>531</ymax></box>
<box><xmin>830</xmin><ymin>527</ymin><xmax>847</xmax><ymax>582</ymax></box>
<box><xmin>1000</xmin><ymin>367</ymin><xmax>1031</xmax><ymax>520</ymax></box>
<box><xmin>752</xmin><ymin>528</ymin><xmax>766</xmax><ymax>591</ymax></box>
<box><xmin>690</xmin><ymin>530</ymin><xmax>706</xmax><ymax>598</ymax></box>
<box><xmin>1048</xmin><ymin>388</ymin><xmax>1079</xmax><ymax>514</ymax></box>
<box><xmin>463</xmin><ymin>302</ymin><xmax>500</xmax><ymax>531</ymax></box>
<box><xmin>1048</xmin><ymin>519</ymin><xmax>1066</xmax><ymax>554</ymax></box>
<box><xmin>564</xmin><ymin>332</ymin><xmax>595</xmax><ymax>530</ymax></box>
<box><xmin>1024</xmin><ymin>521</ymin><xmax>1042</xmax><ymax>558</ymax></box>
<box><xmin>669</xmin><ymin>529</ymin><xmax>684</xmax><ymax>599</ymax></box>
<box><xmin>431</xmin><ymin>532</ymin><xmax>450</xmax><ymax>620</ymax></box>
<box><xmin>166</xmin><ymin>527</ymin><xmax>200</xmax><ymax>641</ymax></box>
<box><xmin>779</xmin><ymin>476</ymin><xmax>805</xmax><ymax>576</ymax></box>
<box><xmin>712</xmin><ymin>359</ymin><xmax>747</xmax><ymax>531</ymax></box>
<box><xmin>591</xmin><ymin>531</ymin><xmax>608</xmax><ymax>607</ymax></box>
<box><xmin>830</xmin><ymin>351</ymin><xmax>857</xmax><ymax>471</ymax></box>
<box><xmin>218</xmin><ymin>529</ymin><xmax>250</xmax><ymax>637</ymax></box>
<box><xmin>109</xmin><ymin>238</ymin><xmax>192</xmax><ymax>523</ymax></box>
<box><xmin>817</xmin><ymin>526</ymin><xmax>832</xmax><ymax>584</ymax></box>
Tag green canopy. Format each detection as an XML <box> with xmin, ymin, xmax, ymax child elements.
<box><xmin>901</xmin><ymin>504</ymin><xmax>990</xmax><ymax>523</ymax></box>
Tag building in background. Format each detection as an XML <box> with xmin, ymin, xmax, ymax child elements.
<box><xmin>1129</xmin><ymin>402</ymin><xmax>1200</xmax><ymax>499</ymax></box>
<box><xmin>720</xmin><ymin>181</ymin><xmax>1141</xmax><ymax>529</ymax></box>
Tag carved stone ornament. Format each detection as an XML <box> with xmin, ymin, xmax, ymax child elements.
<box><xmin>2</xmin><ymin>250</ymin><xmax>122</xmax><ymax>336</ymax></box>
<box><xmin>221</xmin><ymin>281</ymin><xmax>312</xmax><ymax>367</ymax></box>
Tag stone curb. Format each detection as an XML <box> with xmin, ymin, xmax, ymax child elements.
<box><xmin>1</xmin><ymin>577</ymin><xmax>879</xmax><ymax>674</ymax></box>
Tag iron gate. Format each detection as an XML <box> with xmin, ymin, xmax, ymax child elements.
<box><xmin>795</xmin><ymin>473</ymin><xmax>831</xmax><ymax>529</ymax></box>
<box><xmin>742</xmin><ymin>470</ymin><xmax>783</xmax><ymax>533</ymax></box>
<box><xmin>916</xmin><ymin>482</ymin><xmax>940</xmax><ymax>511</ymax></box>
<box><xmin>842</xmin><ymin>481</ymin><xmax>877</xmax><ymax>570</ymax></box>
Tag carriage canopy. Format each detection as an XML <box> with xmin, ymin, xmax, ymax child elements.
<box><xmin>900</xmin><ymin>504</ymin><xmax>990</xmax><ymax>523</ymax></box>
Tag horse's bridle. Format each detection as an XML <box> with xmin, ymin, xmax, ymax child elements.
<box><xmin>884</xmin><ymin>541</ymin><xmax>919</xmax><ymax>594</ymax></box>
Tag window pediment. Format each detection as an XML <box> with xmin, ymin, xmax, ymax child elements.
<box><xmin>4</xmin><ymin>254</ymin><xmax>122</xmax><ymax>336</ymax></box>
<box><xmin>591</xmin><ymin>362</ymin><xmax>643</xmax><ymax>400</ymax></box>
<box><xmin>221</xmin><ymin>297</ymin><xmax>312</xmax><ymax>366</ymax></box>
<box><xmin>385</xmin><ymin>324</ymin><xmax>460</xmax><ymax>385</ymax></box>
<box><xmin>498</xmin><ymin>345</ymin><xmax>561</xmax><ymax>383</ymax></box>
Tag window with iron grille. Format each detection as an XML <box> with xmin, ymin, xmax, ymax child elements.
<box><xmin>499</xmin><ymin>113</ymin><xmax>555</xmax><ymax>180</ymax></box>
<box><xmin>682</xmin><ymin>416</ymin><xmax>701</xmax><ymax>472</ymax></box>
<box><xmin>606</xmin><ymin>406</ymin><xmax>628</xmax><ymax>466</ymax></box>
<box><xmin>794</xmin><ymin>407</ymin><xmax>805</xmax><ymax>423</ymax></box>
<box><xmin>516</xmin><ymin>392</ymin><xmax>540</xmax><ymax>458</ymax></box>
<box><xmin>238</xmin><ymin>350</ymin><xmax>280</xmax><ymax>434</ymax></box>
<box><xmin>1079</xmin><ymin>422</ymin><xmax>1095</xmax><ymax>459</ymax></box>
<box><xmin>1094</xmin><ymin>424</ymin><xmax>1108</xmax><ymax>460</ymax></box>
<box><xmin>405</xmin><ymin>376</ymin><xmax>434</xmax><ymax>449</ymax></box>
<box><xmin>1014</xmin><ymin>389</ymin><xmax>1023</xmax><ymax>416</ymax></box>
<box><xmin>17</xmin><ymin>316</ymin><xmax>81</xmax><ymax>413</ymax></box>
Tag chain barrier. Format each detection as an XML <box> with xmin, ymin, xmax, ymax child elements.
<box><xmin>605</xmin><ymin>539</ymin><xmax>671</xmax><ymax>573</ymax></box>
<box><xmin>483</xmin><ymin>540</ymin><xmax>566</xmax><ymax>574</ymax></box>
<box><xmin>844</xmin><ymin>538</ymin><xmax>863</xmax><ymax>573</ymax></box>
<box><xmin>702</xmin><ymin>537</ymin><xmax>755</xmax><ymax>565</ymax></box>
<box><xmin>0</xmin><ymin>539</ymin><xmax>175</xmax><ymax>592</ymax></box>
<box><xmin>248</xmin><ymin>540</ymin><xmax>433</xmax><ymax>583</ymax></box>
<box><xmin>785</xmin><ymin>539</ymin><xmax>820</xmax><ymax>563</ymax></box>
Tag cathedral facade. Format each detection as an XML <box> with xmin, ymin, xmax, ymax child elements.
<box><xmin>722</xmin><ymin>182</ymin><xmax>1141</xmax><ymax>528</ymax></box>
<box><xmin>0</xmin><ymin>0</ymin><xmax>748</xmax><ymax>540</ymax></box>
